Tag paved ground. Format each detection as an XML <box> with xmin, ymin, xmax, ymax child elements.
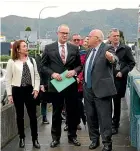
<box><xmin>2</xmin><ymin>101</ymin><xmax>136</xmax><ymax>151</ymax></box>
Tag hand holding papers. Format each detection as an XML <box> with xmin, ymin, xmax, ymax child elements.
<box><xmin>51</xmin><ymin>70</ymin><xmax>76</xmax><ymax>92</ymax></box>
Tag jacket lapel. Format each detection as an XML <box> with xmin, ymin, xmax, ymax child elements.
<box><xmin>116</xmin><ymin>44</ymin><xmax>125</xmax><ymax>53</ymax></box>
<box><xmin>92</xmin><ymin>42</ymin><xmax>105</xmax><ymax>68</ymax></box>
<box><xmin>55</xmin><ymin>42</ymin><xmax>64</xmax><ymax>65</ymax></box>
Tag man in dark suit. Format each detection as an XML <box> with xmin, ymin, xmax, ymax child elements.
<box><xmin>41</xmin><ymin>24</ymin><xmax>82</xmax><ymax>148</ymax></box>
<box><xmin>83</xmin><ymin>29</ymin><xmax>118</xmax><ymax>151</ymax></box>
<box><xmin>108</xmin><ymin>28</ymin><xmax>135</xmax><ymax>135</ymax></box>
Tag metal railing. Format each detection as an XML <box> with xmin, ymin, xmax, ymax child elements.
<box><xmin>0</xmin><ymin>62</ymin><xmax>8</xmax><ymax>69</ymax></box>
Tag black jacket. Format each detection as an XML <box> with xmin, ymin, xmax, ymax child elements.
<box><xmin>41</xmin><ymin>41</ymin><xmax>82</xmax><ymax>92</ymax></box>
<box><xmin>113</xmin><ymin>43</ymin><xmax>135</xmax><ymax>97</ymax></box>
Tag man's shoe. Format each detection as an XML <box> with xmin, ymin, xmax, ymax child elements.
<box><xmin>50</xmin><ymin>140</ymin><xmax>60</xmax><ymax>148</ymax></box>
<box><xmin>68</xmin><ymin>138</ymin><xmax>81</xmax><ymax>146</ymax></box>
<box><xmin>42</xmin><ymin>116</ymin><xmax>50</xmax><ymax>124</ymax></box>
<box><xmin>102</xmin><ymin>145</ymin><xmax>112</xmax><ymax>151</ymax></box>
<box><xmin>77</xmin><ymin>125</ymin><xmax>82</xmax><ymax>130</ymax></box>
<box><xmin>33</xmin><ymin>140</ymin><xmax>41</xmax><ymax>149</ymax></box>
<box><xmin>89</xmin><ymin>140</ymin><xmax>100</xmax><ymax>149</ymax></box>
<box><xmin>19</xmin><ymin>138</ymin><xmax>25</xmax><ymax>148</ymax></box>
<box><xmin>64</xmin><ymin>125</ymin><xmax>68</xmax><ymax>131</ymax></box>
<box><xmin>112</xmin><ymin>127</ymin><xmax>118</xmax><ymax>135</ymax></box>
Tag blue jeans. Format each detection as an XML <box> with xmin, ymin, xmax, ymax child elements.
<box><xmin>41</xmin><ymin>102</ymin><xmax>47</xmax><ymax>116</ymax></box>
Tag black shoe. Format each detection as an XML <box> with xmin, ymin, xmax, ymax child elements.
<box><xmin>102</xmin><ymin>145</ymin><xmax>112</xmax><ymax>151</ymax></box>
<box><xmin>19</xmin><ymin>138</ymin><xmax>25</xmax><ymax>148</ymax></box>
<box><xmin>42</xmin><ymin>116</ymin><xmax>50</xmax><ymax>124</ymax></box>
<box><xmin>64</xmin><ymin>125</ymin><xmax>68</xmax><ymax>131</ymax></box>
<box><xmin>89</xmin><ymin>140</ymin><xmax>100</xmax><ymax>149</ymax></box>
<box><xmin>50</xmin><ymin>140</ymin><xmax>60</xmax><ymax>148</ymax></box>
<box><xmin>33</xmin><ymin>140</ymin><xmax>40</xmax><ymax>149</ymax></box>
<box><xmin>112</xmin><ymin>127</ymin><xmax>118</xmax><ymax>135</ymax></box>
<box><xmin>68</xmin><ymin>138</ymin><xmax>81</xmax><ymax>146</ymax></box>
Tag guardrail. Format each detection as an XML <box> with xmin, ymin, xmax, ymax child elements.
<box><xmin>0</xmin><ymin>62</ymin><xmax>8</xmax><ymax>69</ymax></box>
<box><xmin>133</xmin><ymin>79</ymin><xmax>140</xmax><ymax>151</ymax></box>
<box><xmin>126</xmin><ymin>69</ymin><xmax>140</xmax><ymax>151</ymax></box>
<box><xmin>1</xmin><ymin>104</ymin><xmax>41</xmax><ymax>148</ymax></box>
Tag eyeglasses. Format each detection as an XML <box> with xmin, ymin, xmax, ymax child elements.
<box><xmin>59</xmin><ymin>32</ymin><xmax>69</xmax><ymax>35</ymax></box>
<box><xmin>73</xmin><ymin>39</ymin><xmax>80</xmax><ymax>42</ymax></box>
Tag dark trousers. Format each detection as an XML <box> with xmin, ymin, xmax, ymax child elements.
<box><xmin>50</xmin><ymin>83</ymin><xmax>79</xmax><ymax>141</ymax></box>
<box><xmin>65</xmin><ymin>91</ymin><xmax>85</xmax><ymax>126</ymax></box>
<box><xmin>41</xmin><ymin>102</ymin><xmax>47</xmax><ymax>116</ymax></box>
<box><xmin>83</xmin><ymin>84</ymin><xmax>112</xmax><ymax>146</ymax></box>
<box><xmin>12</xmin><ymin>86</ymin><xmax>38</xmax><ymax>140</ymax></box>
<box><xmin>112</xmin><ymin>95</ymin><xmax>121</xmax><ymax>128</ymax></box>
<box><xmin>77</xmin><ymin>91</ymin><xmax>86</xmax><ymax>125</ymax></box>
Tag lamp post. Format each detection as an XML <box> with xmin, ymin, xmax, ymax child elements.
<box><xmin>136</xmin><ymin>4</ymin><xmax>140</xmax><ymax>71</ymax></box>
<box><xmin>38</xmin><ymin>6</ymin><xmax>58</xmax><ymax>53</ymax></box>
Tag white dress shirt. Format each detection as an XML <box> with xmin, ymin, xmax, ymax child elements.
<box><xmin>58</xmin><ymin>42</ymin><xmax>68</xmax><ymax>62</ymax></box>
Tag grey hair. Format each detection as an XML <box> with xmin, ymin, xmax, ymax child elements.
<box><xmin>108</xmin><ymin>28</ymin><xmax>119</xmax><ymax>37</ymax></box>
<box><xmin>57</xmin><ymin>24</ymin><xmax>69</xmax><ymax>32</ymax></box>
<box><xmin>99</xmin><ymin>31</ymin><xmax>104</xmax><ymax>41</ymax></box>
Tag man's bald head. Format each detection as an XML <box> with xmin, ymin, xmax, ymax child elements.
<box><xmin>88</xmin><ymin>29</ymin><xmax>104</xmax><ymax>48</ymax></box>
<box><xmin>89</xmin><ymin>29</ymin><xmax>104</xmax><ymax>41</ymax></box>
<box><xmin>57</xmin><ymin>24</ymin><xmax>70</xmax><ymax>44</ymax></box>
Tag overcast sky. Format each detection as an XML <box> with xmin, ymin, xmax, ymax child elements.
<box><xmin>1</xmin><ymin>0</ymin><xmax>140</xmax><ymax>18</ymax></box>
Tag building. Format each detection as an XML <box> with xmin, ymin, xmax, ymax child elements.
<box><xmin>0</xmin><ymin>35</ymin><xmax>6</xmax><ymax>42</ymax></box>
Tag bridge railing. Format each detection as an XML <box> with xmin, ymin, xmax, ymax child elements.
<box><xmin>0</xmin><ymin>62</ymin><xmax>8</xmax><ymax>69</ymax></box>
<box><xmin>126</xmin><ymin>69</ymin><xmax>140</xmax><ymax>150</ymax></box>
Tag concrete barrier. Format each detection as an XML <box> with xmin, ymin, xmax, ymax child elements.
<box><xmin>126</xmin><ymin>69</ymin><xmax>140</xmax><ymax>116</ymax></box>
<box><xmin>1</xmin><ymin>104</ymin><xmax>41</xmax><ymax>148</ymax></box>
<box><xmin>125</xmin><ymin>69</ymin><xmax>140</xmax><ymax>149</ymax></box>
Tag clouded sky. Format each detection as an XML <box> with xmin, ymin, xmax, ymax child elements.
<box><xmin>1</xmin><ymin>0</ymin><xmax>140</xmax><ymax>18</ymax></box>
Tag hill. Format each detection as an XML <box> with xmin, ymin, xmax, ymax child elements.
<box><xmin>1</xmin><ymin>8</ymin><xmax>139</xmax><ymax>41</ymax></box>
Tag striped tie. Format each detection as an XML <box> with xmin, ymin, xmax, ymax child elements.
<box><xmin>86</xmin><ymin>48</ymin><xmax>96</xmax><ymax>88</ymax></box>
<box><xmin>61</xmin><ymin>45</ymin><xmax>66</xmax><ymax>64</ymax></box>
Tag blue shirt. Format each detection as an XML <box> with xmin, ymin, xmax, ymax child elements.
<box><xmin>85</xmin><ymin>43</ymin><xmax>101</xmax><ymax>83</ymax></box>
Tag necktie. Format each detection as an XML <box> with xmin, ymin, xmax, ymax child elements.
<box><xmin>86</xmin><ymin>48</ymin><xmax>96</xmax><ymax>88</ymax></box>
<box><xmin>61</xmin><ymin>45</ymin><xmax>66</xmax><ymax>64</ymax></box>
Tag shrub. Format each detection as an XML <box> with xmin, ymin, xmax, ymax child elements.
<box><xmin>0</xmin><ymin>55</ymin><xmax>11</xmax><ymax>62</ymax></box>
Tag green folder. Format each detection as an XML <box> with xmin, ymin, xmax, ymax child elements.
<box><xmin>50</xmin><ymin>70</ymin><xmax>76</xmax><ymax>92</ymax></box>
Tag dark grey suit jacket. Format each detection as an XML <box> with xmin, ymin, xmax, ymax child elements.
<box><xmin>41</xmin><ymin>41</ymin><xmax>82</xmax><ymax>92</ymax></box>
<box><xmin>84</xmin><ymin>42</ymin><xmax>117</xmax><ymax>98</ymax></box>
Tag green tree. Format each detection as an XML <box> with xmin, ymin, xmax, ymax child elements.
<box><xmin>24</xmin><ymin>27</ymin><xmax>32</xmax><ymax>44</ymax></box>
<box><xmin>25</xmin><ymin>27</ymin><xmax>31</xmax><ymax>31</ymax></box>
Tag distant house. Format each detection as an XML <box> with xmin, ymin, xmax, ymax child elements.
<box><xmin>0</xmin><ymin>36</ymin><xmax>6</xmax><ymax>42</ymax></box>
<box><xmin>38</xmin><ymin>38</ymin><xmax>54</xmax><ymax>51</ymax></box>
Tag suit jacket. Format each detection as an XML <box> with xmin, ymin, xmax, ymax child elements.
<box><xmin>84</xmin><ymin>42</ymin><xmax>117</xmax><ymax>98</ymax></box>
<box><xmin>41</xmin><ymin>41</ymin><xmax>82</xmax><ymax>92</ymax></box>
<box><xmin>113</xmin><ymin>43</ymin><xmax>135</xmax><ymax>97</ymax></box>
<box><xmin>6</xmin><ymin>58</ymin><xmax>40</xmax><ymax>96</ymax></box>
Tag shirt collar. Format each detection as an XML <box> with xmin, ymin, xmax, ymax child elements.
<box><xmin>94</xmin><ymin>43</ymin><xmax>102</xmax><ymax>51</ymax></box>
<box><xmin>58</xmin><ymin>42</ymin><xmax>67</xmax><ymax>47</ymax></box>
<box><xmin>111</xmin><ymin>43</ymin><xmax>120</xmax><ymax>49</ymax></box>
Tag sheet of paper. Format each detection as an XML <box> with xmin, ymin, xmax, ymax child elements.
<box><xmin>51</xmin><ymin>70</ymin><xmax>76</xmax><ymax>92</ymax></box>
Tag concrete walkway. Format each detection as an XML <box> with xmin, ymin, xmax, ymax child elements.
<box><xmin>2</xmin><ymin>101</ymin><xmax>136</xmax><ymax>151</ymax></box>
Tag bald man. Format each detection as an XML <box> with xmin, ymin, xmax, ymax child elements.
<box><xmin>41</xmin><ymin>24</ymin><xmax>82</xmax><ymax>148</ymax></box>
<box><xmin>83</xmin><ymin>29</ymin><xmax>118</xmax><ymax>151</ymax></box>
